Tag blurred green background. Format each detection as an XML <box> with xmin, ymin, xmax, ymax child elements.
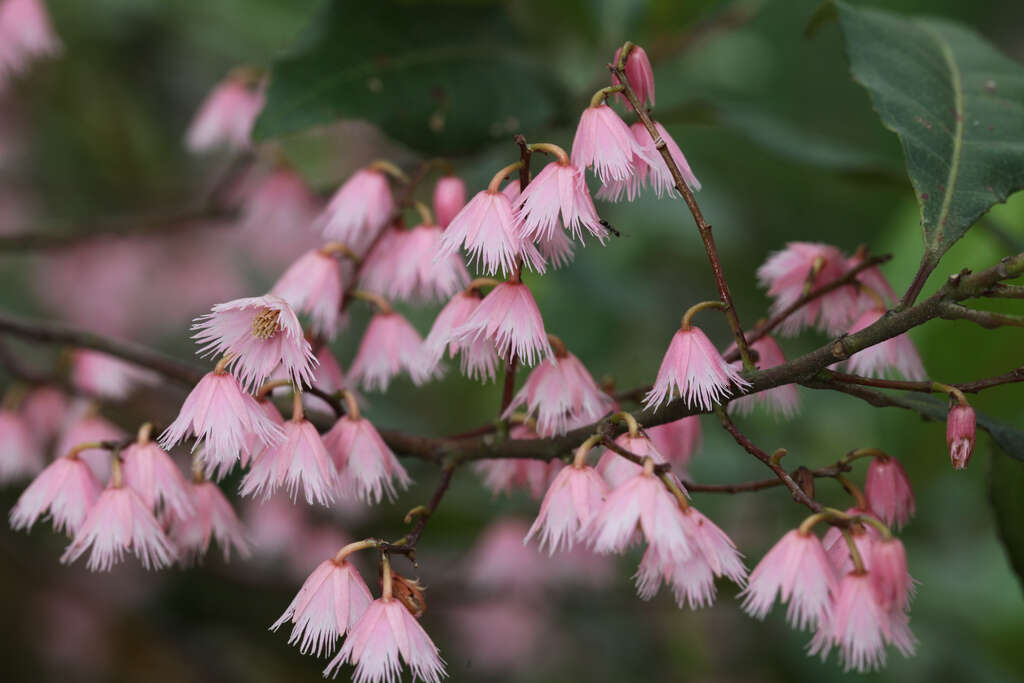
<box><xmin>1</xmin><ymin>0</ymin><xmax>1023</xmax><ymax>681</ymax></box>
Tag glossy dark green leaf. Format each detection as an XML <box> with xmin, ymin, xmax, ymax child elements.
<box><xmin>989</xmin><ymin>447</ymin><xmax>1024</xmax><ymax>590</ymax></box>
<box><xmin>253</xmin><ymin>1</ymin><xmax>566</xmax><ymax>155</ymax></box>
<box><xmin>834</xmin><ymin>1</ymin><xmax>1024</xmax><ymax>261</ymax></box>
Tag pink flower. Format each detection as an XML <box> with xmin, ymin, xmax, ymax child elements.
<box><xmin>513</xmin><ymin>160</ymin><xmax>606</xmax><ymax>245</ymax></box>
<box><xmin>361</xmin><ymin>225</ymin><xmax>469</xmax><ymax>302</ymax></box>
<box><xmin>596</xmin><ymin>433</ymin><xmax>666</xmax><ymax>489</ymax></box>
<box><xmin>647</xmin><ymin>415</ymin><xmax>701</xmax><ymax>469</ymax></box>
<box><xmin>185</xmin><ymin>75</ymin><xmax>263</xmax><ymax>152</ymax></box>
<box><xmin>324</xmin><ymin>598</ymin><xmax>446</xmax><ymax>683</ymax></box>
<box><xmin>19</xmin><ymin>385</ymin><xmax>67</xmax><ymax>441</ymax></box>
<box><xmin>946</xmin><ymin>403</ymin><xmax>975</xmax><ymax>470</ymax></box>
<box><xmin>571</xmin><ymin>104</ymin><xmax>639</xmax><ymax>184</ymax></box>
<box><xmin>348</xmin><ymin>312</ymin><xmax>436</xmax><ymax>392</ymax></box>
<box><xmin>869</xmin><ymin>538</ymin><xmax>913</xmax><ymax>612</ymax></box>
<box><xmin>466</xmin><ymin>518</ymin><xmax>549</xmax><ymax>594</ymax></box>
<box><xmin>437</xmin><ymin>189</ymin><xmax>544</xmax><ymax>276</ymax></box>
<box><xmin>740</xmin><ymin>529</ymin><xmax>838</xmax><ymax>630</ymax></box>
<box><xmin>318</xmin><ymin>168</ymin><xmax>395</xmax><ymax>254</ymax></box>
<box><xmin>193</xmin><ymin>294</ymin><xmax>316</xmax><ymax>391</ymax></box>
<box><xmin>612</xmin><ymin>45</ymin><xmax>655</xmax><ymax>107</ymax></box>
<box><xmin>421</xmin><ymin>290</ymin><xmax>499</xmax><ymax>382</ymax></box>
<box><xmin>727</xmin><ymin>335</ymin><xmax>799</xmax><ymax>418</ymax></box>
<box><xmin>272</xmin><ymin>558</ymin><xmax>374</xmax><ymax>656</ymax></box>
<box><xmin>808</xmin><ymin>571</ymin><xmax>914</xmax><ymax>672</ymax></box>
<box><xmin>474</xmin><ymin>423</ymin><xmax>552</xmax><ymax>498</ymax></box>
<box><xmin>502</xmin><ymin>350</ymin><xmax>613</xmax><ymax>436</ymax></box>
<box><xmin>453</xmin><ymin>282</ymin><xmax>553</xmax><ymax>367</ymax></box>
<box><xmin>587</xmin><ymin>468</ymin><xmax>691</xmax><ymax>562</ymax></box>
<box><xmin>120</xmin><ymin>441</ymin><xmax>193</xmax><ymax>519</ymax></box>
<box><xmin>864</xmin><ymin>456</ymin><xmax>915</xmax><ymax>529</ymax></box>
<box><xmin>681</xmin><ymin>506</ymin><xmax>747</xmax><ymax>584</ymax></box>
<box><xmin>54</xmin><ymin>411</ymin><xmax>125</xmax><ymax>482</ymax></box>
<box><xmin>845</xmin><ymin>309</ymin><xmax>926</xmax><ymax>380</ymax></box>
<box><xmin>271</xmin><ymin>249</ymin><xmax>344</xmax><ymax>338</ymax></box>
<box><xmin>169</xmin><ymin>480</ymin><xmax>250</xmax><ymax>563</ymax></box>
<box><xmin>757</xmin><ymin>242</ymin><xmax>856</xmax><ymax>336</ymax></box>
<box><xmin>238</xmin><ymin>167</ymin><xmax>319</xmax><ymax>241</ymax></box>
<box><xmin>240</xmin><ymin>418</ymin><xmax>337</xmax><ymax>506</ymax></box>
<box><xmin>0</xmin><ymin>408</ymin><xmax>42</xmax><ymax>482</ymax></box>
<box><xmin>635</xmin><ymin>544</ymin><xmax>716</xmax><ymax>609</ymax></box>
<box><xmin>823</xmin><ymin>523</ymin><xmax>879</xmax><ymax>577</ymax></box>
<box><xmin>61</xmin><ymin>483</ymin><xmax>176</xmax><ymax>571</ymax></box>
<box><xmin>9</xmin><ymin>453</ymin><xmax>101</xmax><ymax>534</ymax></box>
<box><xmin>525</xmin><ymin>463</ymin><xmax>607</xmax><ymax>554</ymax></box>
<box><xmin>643</xmin><ymin>324</ymin><xmax>749</xmax><ymax>411</ymax></box>
<box><xmin>0</xmin><ymin>0</ymin><xmax>61</xmax><ymax>87</ymax></box>
<box><xmin>448</xmin><ymin>600</ymin><xmax>545</xmax><ymax>673</ymax></box>
<box><xmin>603</xmin><ymin>121</ymin><xmax>700</xmax><ymax>201</ymax></box>
<box><xmin>160</xmin><ymin>371</ymin><xmax>284</xmax><ymax>480</ymax></box>
<box><xmin>536</xmin><ymin>225</ymin><xmax>575</xmax><ymax>269</ymax></box>
<box><xmin>432</xmin><ymin>175</ymin><xmax>467</xmax><ymax>228</ymax></box>
<box><xmin>69</xmin><ymin>349</ymin><xmax>158</xmax><ymax>400</ymax></box>
<box><xmin>323</xmin><ymin>415</ymin><xmax>410</xmax><ymax>504</ymax></box>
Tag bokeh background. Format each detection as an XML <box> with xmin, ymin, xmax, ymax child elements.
<box><xmin>1</xmin><ymin>0</ymin><xmax>1023</xmax><ymax>681</ymax></box>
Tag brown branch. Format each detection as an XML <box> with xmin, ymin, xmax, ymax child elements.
<box><xmin>610</xmin><ymin>47</ymin><xmax>753</xmax><ymax>368</ymax></box>
<box><xmin>980</xmin><ymin>283</ymin><xmax>1024</xmax><ymax>299</ymax></box>
<box><xmin>378</xmin><ymin>463</ymin><xmax>457</xmax><ymax>563</ymax></box>
<box><xmin>825</xmin><ymin>366</ymin><xmax>1024</xmax><ymax>395</ymax></box>
<box><xmin>937</xmin><ymin>301</ymin><xmax>1024</xmax><ymax>328</ymax></box>
<box><xmin>716</xmin><ymin>409</ymin><xmax>823</xmax><ymax>512</ymax></box>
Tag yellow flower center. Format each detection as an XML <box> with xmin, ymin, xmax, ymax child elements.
<box><xmin>251</xmin><ymin>307</ymin><xmax>281</xmax><ymax>340</ymax></box>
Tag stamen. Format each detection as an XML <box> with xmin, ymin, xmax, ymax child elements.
<box><xmin>251</xmin><ymin>307</ymin><xmax>281</xmax><ymax>340</ymax></box>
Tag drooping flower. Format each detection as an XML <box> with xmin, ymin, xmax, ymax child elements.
<box><xmin>193</xmin><ymin>294</ymin><xmax>317</xmax><ymax>391</ymax></box>
<box><xmin>432</xmin><ymin>175</ymin><xmax>467</xmax><ymax>228</ymax></box>
<box><xmin>727</xmin><ymin>335</ymin><xmax>799</xmax><ymax>418</ymax></box>
<box><xmin>474</xmin><ymin>424</ymin><xmax>552</xmax><ymax>498</ymax></box>
<box><xmin>70</xmin><ymin>349</ymin><xmax>158</xmax><ymax>400</ymax></box>
<box><xmin>571</xmin><ymin>104</ymin><xmax>639</xmax><ymax>184</ymax></box>
<box><xmin>169</xmin><ymin>479</ymin><xmax>250</xmax><ymax>563</ymax></box>
<box><xmin>452</xmin><ymin>281</ymin><xmax>553</xmax><ymax>367</ymax></box>
<box><xmin>946</xmin><ymin>403</ymin><xmax>976</xmax><ymax>470</ymax></box>
<box><xmin>635</xmin><ymin>544</ymin><xmax>716</xmax><ymax>609</ymax></box>
<box><xmin>845</xmin><ymin>309</ymin><xmax>926</xmax><ymax>380</ymax></box>
<box><xmin>513</xmin><ymin>158</ymin><xmax>607</xmax><ymax>245</ymax></box>
<box><xmin>61</xmin><ymin>478</ymin><xmax>176</xmax><ymax>571</ymax></box>
<box><xmin>612</xmin><ymin>44</ymin><xmax>655</xmax><ymax>107</ymax></box>
<box><xmin>272</xmin><ymin>558</ymin><xmax>374</xmax><ymax>657</ymax></box>
<box><xmin>869</xmin><ymin>537</ymin><xmax>914</xmax><ymax>612</ymax></box>
<box><xmin>185</xmin><ymin>74</ymin><xmax>263</xmax><ymax>152</ymax></box>
<box><xmin>502</xmin><ymin>346</ymin><xmax>614</xmax><ymax>437</ymax></box>
<box><xmin>237</xmin><ymin>167</ymin><xmax>320</xmax><ymax>248</ymax></box>
<box><xmin>466</xmin><ymin>518</ymin><xmax>551</xmax><ymax>594</ymax></box>
<box><xmin>740</xmin><ymin>529</ymin><xmax>838</xmax><ymax>630</ymax></box>
<box><xmin>586</xmin><ymin>467</ymin><xmax>691</xmax><ymax>562</ymax></box>
<box><xmin>120</xmin><ymin>440</ymin><xmax>193</xmax><ymax>519</ymax></box>
<box><xmin>646</xmin><ymin>415</ymin><xmax>701</xmax><ymax>469</ymax></box>
<box><xmin>0</xmin><ymin>407</ymin><xmax>42</xmax><ymax>482</ymax></box>
<box><xmin>361</xmin><ymin>224</ymin><xmax>469</xmax><ymax>302</ymax></box>
<box><xmin>595</xmin><ymin>433</ymin><xmax>666</xmax><ymax>489</ymax></box>
<box><xmin>864</xmin><ymin>456</ymin><xmax>915</xmax><ymax>529</ymax></box>
<box><xmin>643</xmin><ymin>324</ymin><xmax>749</xmax><ymax>411</ymax></box>
<box><xmin>348</xmin><ymin>312</ymin><xmax>436</xmax><ymax>392</ymax></box>
<box><xmin>536</xmin><ymin>224</ymin><xmax>576</xmax><ymax>269</ymax></box>
<box><xmin>323</xmin><ymin>414</ymin><xmax>410</xmax><ymax>504</ymax></box>
<box><xmin>436</xmin><ymin>188</ymin><xmax>544</xmax><ymax>276</ymax></box>
<box><xmin>823</xmin><ymin>523</ymin><xmax>879</xmax><ymax>577</ymax></box>
<box><xmin>240</xmin><ymin>416</ymin><xmax>337</xmax><ymax>506</ymax></box>
<box><xmin>757</xmin><ymin>242</ymin><xmax>856</xmax><ymax>336</ymax></box>
<box><xmin>525</xmin><ymin>463</ymin><xmax>607</xmax><ymax>554</ymax></box>
<box><xmin>809</xmin><ymin>571</ymin><xmax>914</xmax><ymax>672</ymax></box>
<box><xmin>421</xmin><ymin>290</ymin><xmax>499</xmax><ymax>382</ymax></box>
<box><xmin>160</xmin><ymin>370</ymin><xmax>284</xmax><ymax>480</ymax></box>
<box><xmin>271</xmin><ymin>249</ymin><xmax>344</xmax><ymax>338</ymax></box>
<box><xmin>601</xmin><ymin>121</ymin><xmax>700</xmax><ymax>201</ymax></box>
<box><xmin>317</xmin><ymin>168</ymin><xmax>395</xmax><ymax>255</ymax></box>
<box><xmin>324</xmin><ymin>596</ymin><xmax>446</xmax><ymax>683</ymax></box>
<box><xmin>9</xmin><ymin>453</ymin><xmax>101</xmax><ymax>534</ymax></box>
<box><xmin>0</xmin><ymin>0</ymin><xmax>61</xmax><ymax>88</ymax></box>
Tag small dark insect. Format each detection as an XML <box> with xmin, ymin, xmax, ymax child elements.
<box><xmin>599</xmin><ymin>218</ymin><xmax>622</xmax><ymax>237</ymax></box>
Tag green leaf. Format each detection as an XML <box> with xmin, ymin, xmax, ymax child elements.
<box><xmin>253</xmin><ymin>1</ymin><xmax>566</xmax><ymax>155</ymax></box>
<box><xmin>990</xmin><ymin>448</ymin><xmax>1024</xmax><ymax>590</ymax></box>
<box><xmin>833</xmin><ymin>1</ymin><xmax>1024</xmax><ymax>261</ymax></box>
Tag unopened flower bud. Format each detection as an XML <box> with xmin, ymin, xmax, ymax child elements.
<box><xmin>432</xmin><ymin>175</ymin><xmax>466</xmax><ymax>228</ymax></box>
<box><xmin>946</xmin><ymin>403</ymin><xmax>976</xmax><ymax>470</ymax></box>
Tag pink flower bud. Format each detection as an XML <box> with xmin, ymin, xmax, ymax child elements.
<box><xmin>432</xmin><ymin>175</ymin><xmax>466</xmax><ymax>228</ymax></box>
<box><xmin>946</xmin><ymin>403</ymin><xmax>976</xmax><ymax>470</ymax></box>
<box><xmin>864</xmin><ymin>456</ymin><xmax>915</xmax><ymax>529</ymax></box>
<box><xmin>612</xmin><ymin>45</ymin><xmax>655</xmax><ymax>108</ymax></box>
